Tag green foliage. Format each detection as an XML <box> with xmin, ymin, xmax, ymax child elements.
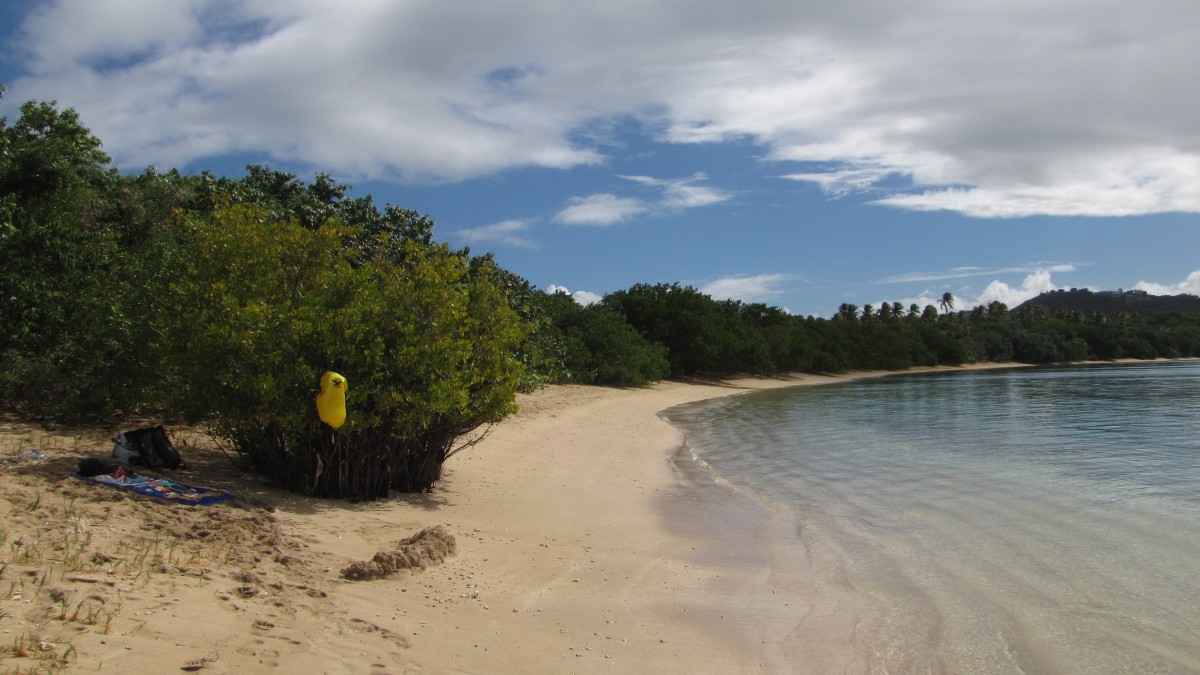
<box><xmin>156</xmin><ymin>203</ymin><xmax>527</xmax><ymax>497</ymax></box>
<box><xmin>603</xmin><ymin>283</ymin><xmax>739</xmax><ymax>377</ymax></box>
<box><xmin>0</xmin><ymin>96</ymin><xmax>530</xmax><ymax>498</ymax></box>
<box><xmin>203</xmin><ymin>165</ymin><xmax>435</xmax><ymax>264</ymax></box>
<box><xmin>0</xmin><ymin>99</ymin><xmax>151</xmax><ymax>416</ymax></box>
<box><xmin>592</xmin><ymin>281</ymin><xmax>1200</xmax><ymax>378</ymax></box>
<box><xmin>0</xmin><ymin>100</ymin><xmax>113</xmax><ymax>206</ymax></box>
<box><xmin>534</xmin><ymin>291</ymin><xmax>669</xmax><ymax>386</ymax></box>
<box><xmin>475</xmin><ymin>267</ymin><xmax>570</xmax><ymax>391</ymax></box>
<box><xmin>1017</xmin><ymin>287</ymin><xmax>1200</xmax><ymax>316</ymax></box>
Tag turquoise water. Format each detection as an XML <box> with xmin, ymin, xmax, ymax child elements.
<box><xmin>664</xmin><ymin>362</ymin><xmax>1200</xmax><ymax>673</ymax></box>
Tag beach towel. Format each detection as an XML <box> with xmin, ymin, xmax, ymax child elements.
<box><xmin>77</xmin><ymin>470</ymin><xmax>236</xmax><ymax>506</ymax></box>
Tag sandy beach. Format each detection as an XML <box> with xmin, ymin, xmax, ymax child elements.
<box><xmin>0</xmin><ymin>366</ymin><xmax>1020</xmax><ymax>673</ymax></box>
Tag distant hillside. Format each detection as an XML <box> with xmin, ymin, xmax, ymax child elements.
<box><xmin>1014</xmin><ymin>289</ymin><xmax>1200</xmax><ymax>316</ymax></box>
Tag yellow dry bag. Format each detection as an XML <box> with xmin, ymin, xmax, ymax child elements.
<box><xmin>316</xmin><ymin>371</ymin><xmax>348</xmax><ymax>429</ymax></box>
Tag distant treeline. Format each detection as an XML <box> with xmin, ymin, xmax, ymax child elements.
<box><xmin>4</xmin><ymin>95</ymin><xmax>1199</xmax><ymax>496</ymax></box>
<box><xmin>522</xmin><ymin>285</ymin><xmax>1200</xmax><ymax>387</ymax></box>
<box><xmin>1016</xmin><ymin>287</ymin><xmax>1200</xmax><ymax>316</ymax></box>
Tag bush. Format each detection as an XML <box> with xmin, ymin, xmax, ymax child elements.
<box><xmin>534</xmin><ymin>291</ymin><xmax>669</xmax><ymax>386</ymax></box>
<box><xmin>157</xmin><ymin>203</ymin><xmax>528</xmax><ymax>499</ymax></box>
<box><xmin>0</xmin><ymin>99</ymin><xmax>157</xmax><ymax>417</ymax></box>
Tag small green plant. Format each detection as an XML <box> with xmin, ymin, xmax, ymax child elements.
<box><xmin>133</xmin><ymin>567</ymin><xmax>152</xmax><ymax>587</ymax></box>
<box><xmin>59</xmin><ymin>528</ymin><xmax>92</xmax><ymax>571</ymax></box>
<box><xmin>60</xmin><ymin>497</ymin><xmax>77</xmax><ymax>520</ymax></box>
<box><xmin>46</xmin><ymin>597</ymin><xmax>102</xmax><ymax>626</ymax></box>
<box><xmin>5</xmin><ymin>631</ymin><xmax>76</xmax><ymax>670</ymax></box>
<box><xmin>135</xmin><ymin>535</ymin><xmax>162</xmax><ymax>569</ymax></box>
<box><xmin>34</xmin><ymin>565</ymin><xmax>51</xmax><ymax>595</ymax></box>
<box><xmin>9</xmin><ymin>536</ymin><xmax>42</xmax><ymax>565</ymax></box>
<box><xmin>84</xmin><ymin>603</ymin><xmax>104</xmax><ymax>626</ymax></box>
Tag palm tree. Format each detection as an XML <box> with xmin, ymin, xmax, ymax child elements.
<box><xmin>938</xmin><ymin>292</ymin><xmax>955</xmax><ymax>314</ymax></box>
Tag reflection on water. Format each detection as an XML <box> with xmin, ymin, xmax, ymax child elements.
<box><xmin>665</xmin><ymin>362</ymin><xmax>1200</xmax><ymax>673</ymax></box>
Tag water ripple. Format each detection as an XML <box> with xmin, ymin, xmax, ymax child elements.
<box><xmin>665</xmin><ymin>361</ymin><xmax>1200</xmax><ymax>674</ymax></box>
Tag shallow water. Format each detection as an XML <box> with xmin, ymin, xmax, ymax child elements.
<box><xmin>664</xmin><ymin>362</ymin><xmax>1200</xmax><ymax>673</ymax></box>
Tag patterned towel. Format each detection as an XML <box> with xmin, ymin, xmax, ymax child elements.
<box><xmin>77</xmin><ymin>471</ymin><xmax>236</xmax><ymax>506</ymax></box>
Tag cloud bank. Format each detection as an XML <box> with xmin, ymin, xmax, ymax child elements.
<box><xmin>1135</xmin><ymin>270</ymin><xmax>1200</xmax><ymax>296</ymax></box>
<box><xmin>6</xmin><ymin>0</ymin><xmax>1200</xmax><ymax>215</ymax></box>
<box><xmin>700</xmin><ymin>273</ymin><xmax>796</xmax><ymax>304</ymax></box>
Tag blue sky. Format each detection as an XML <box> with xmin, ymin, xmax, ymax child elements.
<box><xmin>2</xmin><ymin>0</ymin><xmax>1198</xmax><ymax>317</ymax></box>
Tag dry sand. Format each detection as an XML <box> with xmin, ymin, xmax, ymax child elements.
<box><xmin>0</xmin><ymin>366</ymin><xmax>1020</xmax><ymax>673</ymax></box>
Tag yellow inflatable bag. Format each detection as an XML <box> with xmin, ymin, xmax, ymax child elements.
<box><xmin>316</xmin><ymin>371</ymin><xmax>348</xmax><ymax>429</ymax></box>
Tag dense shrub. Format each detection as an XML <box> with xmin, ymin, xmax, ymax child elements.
<box><xmin>0</xmin><ymin>100</ymin><xmax>159</xmax><ymax>417</ymax></box>
<box><xmin>156</xmin><ymin>203</ymin><xmax>528</xmax><ymax>498</ymax></box>
<box><xmin>534</xmin><ymin>291</ymin><xmax>669</xmax><ymax>386</ymax></box>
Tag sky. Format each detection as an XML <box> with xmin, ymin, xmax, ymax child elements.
<box><xmin>2</xmin><ymin>0</ymin><xmax>1198</xmax><ymax>317</ymax></box>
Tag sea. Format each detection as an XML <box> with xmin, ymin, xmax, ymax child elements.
<box><xmin>662</xmin><ymin>361</ymin><xmax>1200</xmax><ymax>674</ymax></box>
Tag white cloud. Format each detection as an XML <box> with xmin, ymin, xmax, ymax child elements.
<box><xmin>554</xmin><ymin>194</ymin><xmax>650</xmax><ymax>226</ymax></box>
<box><xmin>18</xmin><ymin>0</ymin><xmax>208</xmax><ymax>71</ymax></box>
<box><xmin>7</xmin><ymin>1</ymin><xmax>1200</xmax><ymax>214</ymax></box>
<box><xmin>886</xmin><ymin>269</ymin><xmax>1066</xmax><ymax>313</ymax></box>
<box><xmin>450</xmin><ymin>219</ymin><xmax>537</xmax><ymax>248</ymax></box>
<box><xmin>621</xmin><ymin>173</ymin><xmax>732</xmax><ymax>209</ymax></box>
<box><xmin>556</xmin><ymin>173</ymin><xmax>730</xmax><ymax>226</ymax></box>
<box><xmin>872</xmin><ymin>154</ymin><xmax>1200</xmax><ymax>217</ymax></box>
<box><xmin>572</xmin><ymin>290</ymin><xmax>603</xmax><ymax>305</ymax></box>
<box><xmin>1134</xmin><ymin>270</ymin><xmax>1200</xmax><ymax>296</ymax></box>
<box><xmin>880</xmin><ymin>263</ymin><xmax>1077</xmax><ymax>284</ymax></box>
<box><xmin>700</xmin><ymin>273</ymin><xmax>795</xmax><ymax>303</ymax></box>
<box><xmin>781</xmin><ymin>168</ymin><xmax>894</xmax><ymax>196</ymax></box>
<box><xmin>971</xmin><ymin>271</ymin><xmax>1061</xmax><ymax>308</ymax></box>
<box><xmin>546</xmin><ymin>285</ymin><xmax>601</xmax><ymax>305</ymax></box>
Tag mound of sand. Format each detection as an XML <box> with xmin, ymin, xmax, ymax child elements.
<box><xmin>340</xmin><ymin>525</ymin><xmax>457</xmax><ymax>581</ymax></box>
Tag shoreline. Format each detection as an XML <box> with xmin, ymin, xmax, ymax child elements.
<box><xmin>352</xmin><ymin>363</ymin><xmax>1031</xmax><ymax>672</ymax></box>
<box><xmin>7</xmin><ymin>360</ymin><xmax>1169</xmax><ymax>672</ymax></box>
